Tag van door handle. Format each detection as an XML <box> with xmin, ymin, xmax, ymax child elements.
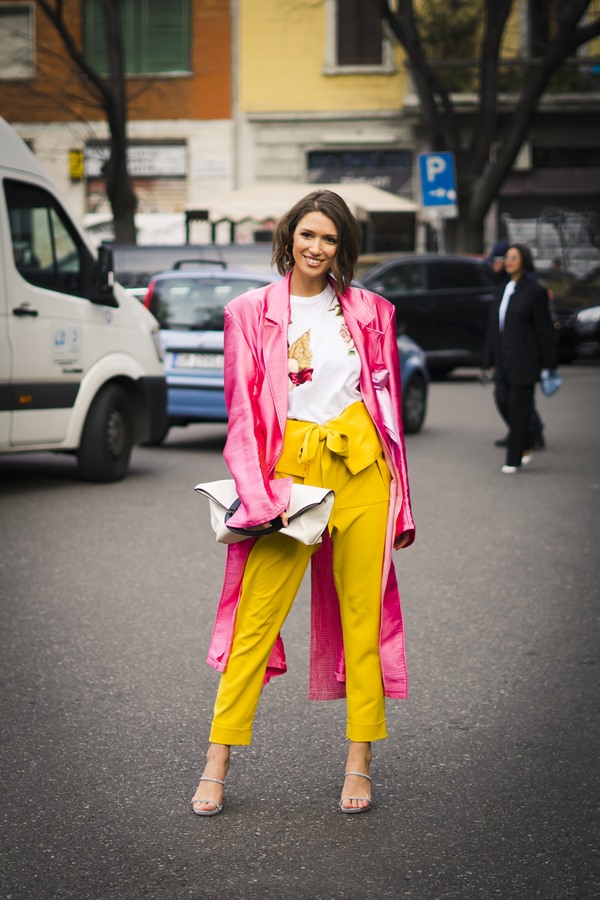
<box><xmin>12</xmin><ymin>305</ymin><xmax>39</xmax><ymax>317</ymax></box>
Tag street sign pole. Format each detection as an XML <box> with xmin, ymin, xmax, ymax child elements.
<box><xmin>418</xmin><ymin>152</ymin><xmax>458</xmax><ymax>254</ymax></box>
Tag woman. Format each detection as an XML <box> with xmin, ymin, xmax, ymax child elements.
<box><xmin>191</xmin><ymin>190</ymin><xmax>415</xmax><ymax>817</ymax></box>
<box><xmin>482</xmin><ymin>243</ymin><xmax>557</xmax><ymax>473</ymax></box>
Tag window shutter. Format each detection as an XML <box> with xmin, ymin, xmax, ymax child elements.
<box><xmin>85</xmin><ymin>0</ymin><xmax>189</xmax><ymax>76</ymax></box>
<box><xmin>85</xmin><ymin>0</ymin><xmax>108</xmax><ymax>73</ymax></box>
<box><xmin>337</xmin><ymin>0</ymin><xmax>382</xmax><ymax>66</ymax></box>
<box><xmin>142</xmin><ymin>0</ymin><xmax>189</xmax><ymax>74</ymax></box>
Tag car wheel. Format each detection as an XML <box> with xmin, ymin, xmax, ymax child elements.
<box><xmin>427</xmin><ymin>365</ymin><xmax>454</xmax><ymax>380</ymax></box>
<box><xmin>144</xmin><ymin>422</ymin><xmax>170</xmax><ymax>446</ymax></box>
<box><xmin>77</xmin><ymin>384</ymin><xmax>133</xmax><ymax>482</ymax></box>
<box><xmin>402</xmin><ymin>373</ymin><xmax>427</xmax><ymax>434</ymax></box>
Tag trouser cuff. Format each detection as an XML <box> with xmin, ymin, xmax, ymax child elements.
<box><xmin>346</xmin><ymin>720</ymin><xmax>388</xmax><ymax>742</ymax></box>
<box><xmin>209</xmin><ymin>723</ymin><xmax>253</xmax><ymax>746</ymax></box>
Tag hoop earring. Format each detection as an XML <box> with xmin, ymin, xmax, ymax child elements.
<box><xmin>284</xmin><ymin>244</ymin><xmax>294</xmax><ymax>269</ymax></box>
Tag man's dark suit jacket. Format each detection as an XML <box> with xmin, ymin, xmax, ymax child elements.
<box><xmin>482</xmin><ymin>273</ymin><xmax>558</xmax><ymax>385</ymax></box>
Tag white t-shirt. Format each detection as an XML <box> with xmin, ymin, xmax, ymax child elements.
<box><xmin>499</xmin><ymin>279</ymin><xmax>516</xmax><ymax>331</ymax></box>
<box><xmin>287</xmin><ymin>284</ymin><xmax>362</xmax><ymax>424</ymax></box>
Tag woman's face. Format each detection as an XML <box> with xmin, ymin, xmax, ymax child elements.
<box><xmin>291</xmin><ymin>211</ymin><xmax>339</xmax><ymax>288</ymax></box>
<box><xmin>504</xmin><ymin>247</ymin><xmax>524</xmax><ymax>279</ymax></box>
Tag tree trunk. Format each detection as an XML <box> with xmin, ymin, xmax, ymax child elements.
<box><xmin>444</xmin><ymin>213</ymin><xmax>485</xmax><ymax>254</ymax></box>
<box><xmin>101</xmin><ymin>0</ymin><xmax>136</xmax><ymax>244</ymax></box>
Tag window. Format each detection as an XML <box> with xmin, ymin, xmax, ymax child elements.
<box><xmin>326</xmin><ymin>0</ymin><xmax>392</xmax><ymax>72</ymax></box>
<box><xmin>5</xmin><ymin>179</ymin><xmax>87</xmax><ymax>296</ymax></box>
<box><xmin>308</xmin><ymin>149</ymin><xmax>413</xmax><ymax>197</ymax></box>
<box><xmin>429</xmin><ymin>262</ymin><xmax>482</xmax><ymax>291</ymax></box>
<box><xmin>533</xmin><ymin>146</ymin><xmax>600</xmax><ymax>168</ymax></box>
<box><xmin>85</xmin><ymin>0</ymin><xmax>190</xmax><ymax>76</ymax></box>
<box><xmin>375</xmin><ymin>263</ymin><xmax>426</xmax><ymax>295</ymax></box>
<box><xmin>0</xmin><ymin>3</ymin><xmax>34</xmax><ymax>79</ymax></box>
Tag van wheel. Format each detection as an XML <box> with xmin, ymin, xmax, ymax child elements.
<box><xmin>77</xmin><ymin>385</ymin><xmax>133</xmax><ymax>482</ymax></box>
<box><xmin>144</xmin><ymin>422</ymin><xmax>170</xmax><ymax>446</ymax></box>
<box><xmin>402</xmin><ymin>373</ymin><xmax>427</xmax><ymax>434</ymax></box>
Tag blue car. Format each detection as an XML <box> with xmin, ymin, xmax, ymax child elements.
<box><xmin>144</xmin><ymin>267</ymin><xmax>428</xmax><ymax>441</ymax></box>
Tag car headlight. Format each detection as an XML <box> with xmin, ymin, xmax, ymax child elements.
<box><xmin>576</xmin><ymin>306</ymin><xmax>600</xmax><ymax>324</ymax></box>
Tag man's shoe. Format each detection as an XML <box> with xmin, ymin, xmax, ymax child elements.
<box><xmin>501</xmin><ymin>465</ymin><xmax>519</xmax><ymax>474</ymax></box>
<box><xmin>494</xmin><ymin>436</ymin><xmax>508</xmax><ymax>447</ymax></box>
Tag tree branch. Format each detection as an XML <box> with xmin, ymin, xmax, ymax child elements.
<box><xmin>468</xmin><ymin>0</ymin><xmax>512</xmax><ymax>170</ymax></box>
<box><xmin>470</xmin><ymin>2</ymin><xmax>598</xmax><ymax>221</ymax></box>
<box><xmin>35</xmin><ymin>0</ymin><xmax>110</xmax><ymax>106</ymax></box>
<box><xmin>378</xmin><ymin>0</ymin><xmax>459</xmax><ymax>152</ymax></box>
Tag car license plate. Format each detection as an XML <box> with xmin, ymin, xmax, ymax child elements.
<box><xmin>172</xmin><ymin>352</ymin><xmax>223</xmax><ymax>369</ymax></box>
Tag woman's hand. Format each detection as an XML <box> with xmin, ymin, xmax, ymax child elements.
<box><xmin>394</xmin><ymin>531</ymin><xmax>411</xmax><ymax>550</ymax></box>
<box><xmin>244</xmin><ymin>509</ymin><xmax>289</xmax><ymax>532</ymax></box>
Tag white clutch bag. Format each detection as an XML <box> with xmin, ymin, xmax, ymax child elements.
<box><xmin>194</xmin><ymin>479</ymin><xmax>335</xmax><ymax>545</ymax></box>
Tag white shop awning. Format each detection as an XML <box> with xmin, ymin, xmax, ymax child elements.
<box><xmin>206</xmin><ymin>182</ymin><xmax>417</xmax><ymax>225</ymax></box>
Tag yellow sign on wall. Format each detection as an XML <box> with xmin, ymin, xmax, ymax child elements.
<box><xmin>69</xmin><ymin>149</ymin><xmax>84</xmax><ymax>181</ymax></box>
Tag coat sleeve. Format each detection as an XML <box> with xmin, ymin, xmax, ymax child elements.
<box><xmin>222</xmin><ymin>307</ymin><xmax>292</xmax><ymax>528</ymax></box>
<box><xmin>482</xmin><ymin>294</ymin><xmax>500</xmax><ymax>370</ymax></box>
<box><xmin>532</xmin><ymin>283</ymin><xmax>559</xmax><ymax>371</ymax></box>
<box><xmin>381</xmin><ymin>307</ymin><xmax>416</xmax><ymax>545</ymax></box>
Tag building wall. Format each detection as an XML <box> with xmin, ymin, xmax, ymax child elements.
<box><xmin>0</xmin><ymin>0</ymin><xmax>233</xmax><ymax>228</ymax></box>
<box><xmin>238</xmin><ymin>0</ymin><xmax>407</xmax><ymax>113</ymax></box>
<box><xmin>0</xmin><ymin>0</ymin><xmax>231</xmax><ymax>122</ymax></box>
<box><xmin>235</xmin><ymin>0</ymin><xmax>413</xmax><ymax>192</ymax></box>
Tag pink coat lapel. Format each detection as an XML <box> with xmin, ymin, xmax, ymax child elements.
<box><xmin>262</xmin><ymin>274</ymin><xmax>293</xmax><ymax>443</ymax></box>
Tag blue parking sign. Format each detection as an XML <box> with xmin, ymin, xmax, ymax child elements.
<box><xmin>419</xmin><ymin>152</ymin><xmax>457</xmax><ymax>210</ymax></box>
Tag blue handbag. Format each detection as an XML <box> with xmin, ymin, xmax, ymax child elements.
<box><xmin>540</xmin><ymin>370</ymin><xmax>562</xmax><ymax>397</ymax></box>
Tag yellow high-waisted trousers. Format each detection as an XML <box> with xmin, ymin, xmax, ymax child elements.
<box><xmin>209</xmin><ymin>401</ymin><xmax>391</xmax><ymax>746</ymax></box>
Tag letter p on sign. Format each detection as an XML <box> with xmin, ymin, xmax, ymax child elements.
<box><xmin>425</xmin><ymin>155</ymin><xmax>446</xmax><ymax>182</ymax></box>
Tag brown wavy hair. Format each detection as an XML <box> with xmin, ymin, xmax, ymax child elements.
<box><xmin>507</xmin><ymin>243</ymin><xmax>535</xmax><ymax>272</ymax></box>
<box><xmin>272</xmin><ymin>190</ymin><xmax>362</xmax><ymax>293</ymax></box>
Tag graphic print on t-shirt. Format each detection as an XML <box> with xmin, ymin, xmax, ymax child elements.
<box><xmin>328</xmin><ymin>298</ymin><xmax>357</xmax><ymax>356</ymax></box>
<box><xmin>287</xmin><ymin>302</ymin><xmax>359</xmax><ymax>391</ymax></box>
<box><xmin>287</xmin><ymin>329</ymin><xmax>313</xmax><ymax>391</ymax></box>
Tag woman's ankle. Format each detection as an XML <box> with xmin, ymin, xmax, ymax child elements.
<box><xmin>204</xmin><ymin>743</ymin><xmax>230</xmax><ymax>772</ymax></box>
<box><xmin>346</xmin><ymin>740</ymin><xmax>372</xmax><ymax>769</ymax></box>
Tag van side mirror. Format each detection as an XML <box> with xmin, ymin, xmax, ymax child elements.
<box><xmin>91</xmin><ymin>244</ymin><xmax>118</xmax><ymax>307</ymax></box>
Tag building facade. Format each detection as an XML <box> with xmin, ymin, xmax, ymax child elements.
<box><xmin>1</xmin><ymin>0</ymin><xmax>598</xmax><ymax>261</ymax></box>
<box><xmin>234</xmin><ymin>0</ymin><xmax>600</xmax><ymax>262</ymax></box>
<box><xmin>0</xmin><ymin>0</ymin><xmax>233</xmax><ymax>241</ymax></box>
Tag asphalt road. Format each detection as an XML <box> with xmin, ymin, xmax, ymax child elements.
<box><xmin>1</xmin><ymin>364</ymin><xmax>599</xmax><ymax>900</ymax></box>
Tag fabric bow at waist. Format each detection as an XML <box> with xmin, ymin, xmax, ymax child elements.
<box><xmin>298</xmin><ymin>424</ymin><xmax>350</xmax><ymax>464</ymax></box>
<box><xmin>277</xmin><ymin>401</ymin><xmax>383</xmax><ymax>477</ymax></box>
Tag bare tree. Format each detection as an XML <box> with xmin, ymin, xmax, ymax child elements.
<box><xmin>377</xmin><ymin>0</ymin><xmax>600</xmax><ymax>251</ymax></box>
<box><xmin>36</xmin><ymin>0</ymin><xmax>137</xmax><ymax>243</ymax></box>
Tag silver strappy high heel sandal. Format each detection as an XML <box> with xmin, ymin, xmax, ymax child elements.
<box><xmin>191</xmin><ymin>776</ymin><xmax>225</xmax><ymax>817</ymax></box>
<box><xmin>340</xmin><ymin>771</ymin><xmax>373</xmax><ymax>814</ymax></box>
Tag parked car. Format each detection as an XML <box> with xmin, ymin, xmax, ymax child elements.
<box><xmin>108</xmin><ymin>242</ymin><xmax>276</xmax><ymax>301</ymax></box>
<box><xmin>356</xmin><ymin>254</ymin><xmax>497</xmax><ymax>376</ymax></box>
<box><xmin>564</xmin><ymin>265</ymin><xmax>600</xmax><ymax>359</ymax></box>
<box><xmin>541</xmin><ymin>265</ymin><xmax>600</xmax><ymax>361</ymax></box>
<box><xmin>573</xmin><ymin>305</ymin><xmax>600</xmax><ymax>358</ymax></box>
<box><xmin>0</xmin><ymin>118</ymin><xmax>167</xmax><ymax>482</ymax></box>
<box><xmin>144</xmin><ymin>268</ymin><xmax>429</xmax><ymax>440</ymax></box>
<box><xmin>536</xmin><ymin>268</ymin><xmax>579</xmax><ymax>362</ymax></box>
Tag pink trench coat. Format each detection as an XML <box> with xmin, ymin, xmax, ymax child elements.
<box><xmin>205</xmin><ymin>272</ymin><xmax>415</xmax><ymax>700</ymax></box>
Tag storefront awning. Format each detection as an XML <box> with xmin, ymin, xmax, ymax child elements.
<box><xmin>206</xmin><ymin>182</ymin><xmax>417</xmax><ymax>225</ymax></box>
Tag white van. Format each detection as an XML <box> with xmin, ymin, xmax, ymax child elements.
<box><xmin>0</xmin><ymin>118</ymin><xmax>167</xmax><ymax>481</ymax></box>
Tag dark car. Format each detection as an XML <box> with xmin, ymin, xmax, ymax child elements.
<box><xmin>564</xmin><ymin>265</ymin><xmax>600</xmax><ymax>359</ymax></box>
<box><xmin>536</xmin><ymin>268</ymin><xmax>579</xmax><ymax>362</ymax></box>
<box><xmin>356</xmin><ymin>254</ymin><xmax>496</xmax><ymax>376</ymax></box>
<box><xmin>143</xmin><ymin>266</ymin><xmax>429</xmax><ymax>441</ymax></box>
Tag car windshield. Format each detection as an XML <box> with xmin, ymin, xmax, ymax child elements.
<box><xmin>149</xmin><ymin>277</ymin><xmax>266</xmax><ymax>330</ymax></box>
